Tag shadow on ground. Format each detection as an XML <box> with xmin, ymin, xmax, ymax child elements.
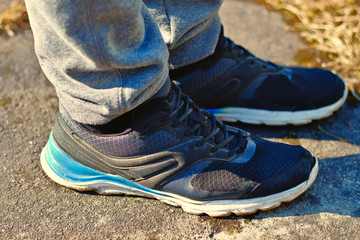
<box><xmin>237</xmin><ymin>154</ymin><xmax>360</xmax><ymax>219</ymax></box>
<box><xmin>229</xmin><ymin>103</ymin><xmax>360</xmax><ymax>146</ymax></box>
<box><xmin>64</xmin><ymin>151</ymin><xmax>360</xmax><ymax>219</ymax></box>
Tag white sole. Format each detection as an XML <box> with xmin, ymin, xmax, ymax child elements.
<box><xmin>41</xmin><ymin>142</ymin><xmax>319</xmax><ymax>217</ymax></box>
<box><xmin>211</xmin><ymin>86</ymin><xmax>348</xmax><ymax>126</ymax></box>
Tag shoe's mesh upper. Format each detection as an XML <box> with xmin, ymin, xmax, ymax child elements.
<box><xmin>64</xmin><ymin>118</ymin><xmax>180</xmax><ymax>157</ymax></box>
<box><xmin>62</xmin><ymin>84</ymin><xmax>244</xmax><ymax>158</ymax></box>
<box><xmin>253</xmin><ymin>67</ymin><xmax>344</xmax><ymax>110</ymax></box>
<box><xmin>191</xmin><ymin>137</ymin><xmax>305</xmax><ymax>192</ymax></box>
<box><xmin>174</xmin><ymin>58</ymin><xmax>236</xmax><ymax>94</ymax></box>
<box><xmin>172</xmin><ymin>28</ymin><xmax>344</xmax><ymax>111</ymax></box>
<box><xmin>165</xmin><ymin>85</ymin><xmax>246</xmax><ymax>154</ymax></box>
<box><xmin>254</xmin><ymin>73</ymin><xmax>307</xmax><ymax>106</ymax></box>
<box><xmin>291</xmin><ymin>67</ymin><xmax>344</xmax><ymax>105</ymax></box>
<box><xmin>190</xmin><ymin>169</ymin><xmax>257</xmax><ymax>193</ymax></box>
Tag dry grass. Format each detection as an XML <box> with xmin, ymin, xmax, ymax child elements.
<box><xmin>262</xmin><ymin>0</ymin><xmax>360</xmax><ymax>85</ymax></box>
<box><xmin>0</xmin><ymin>1</ymin><xmax>29</xmax><ymax>36</ymax></box>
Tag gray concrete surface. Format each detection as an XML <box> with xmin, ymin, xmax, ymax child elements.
<box><xmin>0</xmin><ymin>0</ymin><xmax>359</xmax><ymax>239</ymax></box>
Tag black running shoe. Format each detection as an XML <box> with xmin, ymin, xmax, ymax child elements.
<box><xmin>41</xmin><ymin>84</ymin><xmax>318</xmax><ymax>217</ymax></box>
<box><xmin>170</xmin><ymin>28</ymin><xmax>347</xmax><ymax>125</ymax></box>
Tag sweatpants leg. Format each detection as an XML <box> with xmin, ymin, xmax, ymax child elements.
<box><xmin>25</xmin><ymin>0</ymin><xmax>170</xmax><ymax>124</ymax></box>
<box><xmin>144</xmin><ymin>0</ymin><xmax>223</xmax><ymax>68</ymax></box>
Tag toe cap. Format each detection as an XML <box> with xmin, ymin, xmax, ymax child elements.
<box><xmin>243</xmin><ymin>149</ymin><xmax>316</xmax><ymax>199</ymax></box>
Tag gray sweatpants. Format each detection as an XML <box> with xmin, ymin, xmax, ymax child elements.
<box><xmin>24</xmin><ymin>0</ymin><xmax>223</xmax><ymax>124</ymax></box>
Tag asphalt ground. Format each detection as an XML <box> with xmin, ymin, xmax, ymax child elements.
<box><xmin>1</xmin><ymin>0</ymin><xmax>359</xmax><ymax>239</ymax></box>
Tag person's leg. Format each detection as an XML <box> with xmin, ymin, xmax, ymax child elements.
<box><xmin>145</xmin><ymin>1</ymin><xmax>347</xmax><ymax>126</ymax></box>
<box><xmin>27</xmin><ymin>0</ymin><xmax>318</xmax><ymax>217</ymax></box>
<box><xmin>25</xmin><ymin>0</ymin><xmax>170</xmax><ymax>125</ymax></box>
<box><xmin>144</xmin><ymin>0</ymin><xmax>223</xmax><ymax>69</ymax></box>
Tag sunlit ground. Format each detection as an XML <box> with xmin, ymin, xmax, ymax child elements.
<box><xmin>261</xmin><ymin>0</ymin><xmax>359</xmax><ymax>91</ymax></box>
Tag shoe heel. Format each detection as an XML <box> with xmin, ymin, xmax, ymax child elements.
<box><xmin>40</xmin><ymin>132</ymin><xmax>155</xmax><ymax>197</ymax></box>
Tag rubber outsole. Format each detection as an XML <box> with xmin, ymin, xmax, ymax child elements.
<box><xmin>207</xmin><ymin>85</ymin><xmax>348</xmax><ymax>126</ymax></box>
<box><xmin>40</xmin><ymin>135</ymin><xmax>319</xmax><ymax>217</ymax></box>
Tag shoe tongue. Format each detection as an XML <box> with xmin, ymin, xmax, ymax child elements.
<box><xmin>201</xmin><ymin>117</ymin><xmax>239</xmax><ymax>150</ymax></box>
<box><xmin>200</xmin><ymin>115</ymin><xmax>240</xmax><ymax>150</ymax></box>
<box><xmin>136</xmin><ymin>85</ymin><xmax>242</xmax><ymax>151</ymax></box>
<box><xmin>168</xmin><ymin>88</ymin><xmax>240</xmax><ymax>150</ymax></box>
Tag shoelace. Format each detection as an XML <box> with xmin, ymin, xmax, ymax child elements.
<box><xmin>223</xmin><ymin>37</ymin><xmax>281</xmax><ymax>71</ymax></box>
<box><xmin>162</xmin><ymin>84</ymin><xmax>247</xmax><ymax>157</ymax></box>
